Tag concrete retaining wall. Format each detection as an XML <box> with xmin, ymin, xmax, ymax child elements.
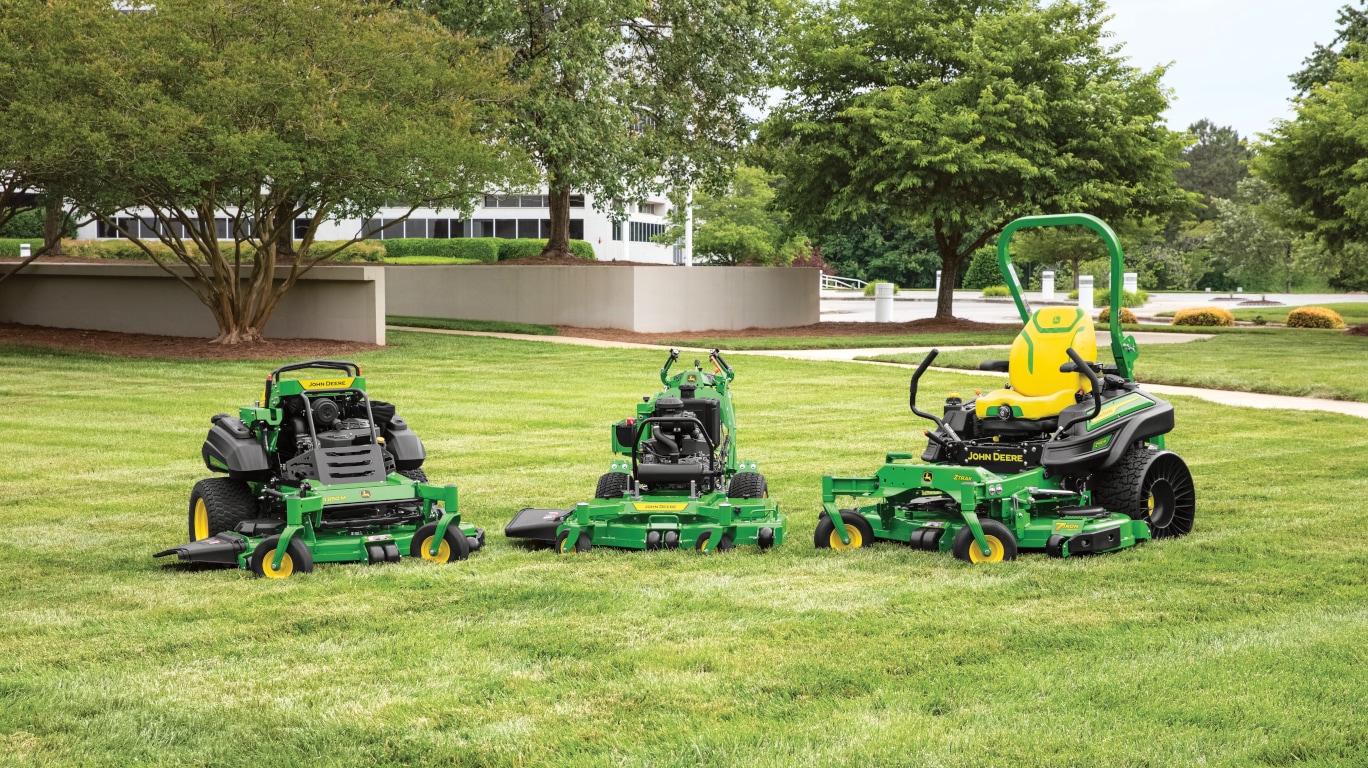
<box><xmin>0</xmin><ymin>263</ymin><xmax>386</xmax><ymax>344</ymax></box>
<box><xmin>385</xmin><ymin>265</ymin><xmax>818</xmax><ymax>332</ymax></box>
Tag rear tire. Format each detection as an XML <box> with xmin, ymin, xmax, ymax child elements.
<box><xmin>595</xmin><ymin>472</ymin><xmax>631</xmax><ymax>499</ymax></box>
<box><xmin>951</xmin><ymin>519</ymin><xmax>1017</xmax><ymax>563</ymax></box>
<box><xmin>400</xmin><ymin>468</ymin><xmax>428</xmax><ymax>483</ymax></box>
<box><xmin>188</xmin><ymin>478</ymin><xmax>257</xmax><ymax>541</ymax></box>
<box><xmin>813</xmin><ymin>510</ymin><xmax>873</xmax><ymax>550</ymax></box>
<box><xmin>1093</xmin><ymin>447</ymin><xmax>1196</xmax><ymax>539</ymax></box>
<box><xmin>727</xmin><ymin>472</ymin><xmax>768</xmax><ymax>499</ymax></box>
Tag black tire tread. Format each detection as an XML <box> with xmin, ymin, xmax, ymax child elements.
<box><xmin>951</xmin><ymin>519</ymin><xmax>1018</xmax><ymax>562</ymax></box>
<box><xmin>1093</xmin><ymin>446</ymin><xmax>1195</xmax><ymax>539</ymax></box>
<box><xmin>595</xmin><ymin>472</ymin><xmax>631</xmax><ymax>499</ymax></box>
<box><xmin>190</xmin><ymin>477</ymin><xmax>257</xmax><ymax>540</ymax></box>
<box><xmin>727</xmin><ymin>472</ymin><xmax>767</xmax><ymax>499</ymax></box>
<box><xmin>813</xmin><ymin>509</ymin><xmax>873</xmax><ymax>549</ymax></box>
<box><xmin>400</xmin><ymin>468</ymin><xmax>428</xmax><ymax>483</ymax></box>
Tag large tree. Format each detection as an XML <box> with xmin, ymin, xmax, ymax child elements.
<box><xmin>51</xmin><ymin>0</ymin><xmax>519</xmax><ymax>343</ymax></box>
<box><xmin>660</xmin><ymin>165</ymin><xmax>797</xmax><ymax>265</ymax></box>
<box><xmin>1174</xmin><ymin>120</ymin><xmax>1251</xmax><ymax>220</ymax></box>
<box><xmin>763</xmin><ymin>0</ymin><xmax>1188</xmax><ymax>318</ymax></box>
<box><xmin>415</xmin><ymin>0</ymin><xmax>774</xmax><ymax>259</ymax></box>
<box><xmin>1291</xmin><ymin>2</ymin><xmax>1368</xmax><ymax>93</ymax></box>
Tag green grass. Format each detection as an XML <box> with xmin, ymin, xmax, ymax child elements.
<box><xmin>2</xmin><ymin>332</ymin><xmax>1367</xmax><ymax>766</ymax></box>
<box><xmin>657</xmin><ymin>329</ymin><xmax>1019</xmax><ymax>350</ymax></box>
<box><xmin>1154</xmin><ymin>301</ymin><xmax>1368</xmax><ymax>324</ymax></box>
<box><xmin>384</xmin><ymin>256</ymin><xmax>483</xmax><ymax>265</ymax></box>
<box><xmin>386</xmin><ymin>315</ymin><xmax>559</xmax><ymax>336</ymax></box>
<box><xmin>862</xmin><ymin>327</ymin><xmax>1368</xmax><ymax>402</ymax></box>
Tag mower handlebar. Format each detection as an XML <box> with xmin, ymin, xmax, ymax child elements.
<box><xmin>269</xmin><ymin>360</ymin><xmax>361</xmax><ymax>381</ymax></box>
<box><xmin>1054</xmin><ymin>347</ymin><xmax>1104</xmax><ymax>440</ymax></box>
<box><xmin>909</xmin><ymin>350</ymin><xmax>960</xmax><ymax>442</ymax></box>
<box><xmin>660</xmin><ymin>349</ymin><xmax>680</xmax><ymax>385</ymax></box>
<box><xmin>710</xmin><ymin>349</ymin><xmax>735</xmax><ymax>381</ymax></box>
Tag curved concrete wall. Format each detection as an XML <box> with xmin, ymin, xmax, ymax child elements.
<box><xmin>385</xmin><ymin>265</ymin><xmax>818</xmax><ymax>332</ymax></box>
<box><xmin>0</xmin><ymin>263</ymin><xmax>386</xmax><ymax>344</ymax></box>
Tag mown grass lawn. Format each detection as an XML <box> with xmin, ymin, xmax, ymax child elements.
<box><xmin>864</xmin><ymin>328</ymin><xmax>1368</xmax><ymax>403</ymax></box>
<box><xmin>655</xmin><ymin>329</ymin><xmax>1019</xmax><ymax>350</ymax></box>
<box><xmin>1154</xmin><ymin>301</ymin><xmax>1368</xmax><ymax>325</ymax></box>
<box><xmin>386</xmin><ymin>315</ymin><xmax>560</xmax><ymax>336</ymax></box>
<box><xmin>2</xmin><ymin>331</ymin><xmax>1367</xmax><ymax>767</ymax></box>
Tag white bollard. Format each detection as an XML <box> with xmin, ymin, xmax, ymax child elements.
<box><xmin>1205</xmin><ymin>287</ymin><xmax>1212</xmax><ymax>292</ymax></box>
<box><xmin>935</xmin><ymin>270</ymin><xmax>942</xmax><ymax>292</ymax></box>
<box><xmin>19</xmin><ymin>243</ymin><xmax>31</xmax><ymax>258</ymax></box>
<box><xmin>1078</xmin><ymin>275</ymin><xmax>1094</xmax><ymax>311</ymax></box>
<box><xmin>1124</xmin><ymin>272</ymin><xmax>1138</xmax><ymax>296</ymax></box>
<box><xmin>1236</xmin><ymin>287</ymin><xmax>1243</xmax><ymax>293</ymax></box>
<box><xmin>1042</xmin><ymin>270</ymin><xmax>1055</xmax><ymax>301</ymax></box>
<box><xmin>874</xmin><ymin>282</ymin><xmax>894</xmax><ymax>323</ymax></box>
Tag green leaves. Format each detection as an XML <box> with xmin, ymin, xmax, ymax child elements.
<box><xmin>765</xmin><ymin>0</ymin><xmax>1187</xmax><ymax>315</ymax></box>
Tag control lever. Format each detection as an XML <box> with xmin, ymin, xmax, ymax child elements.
<box><xmin>1053</xmin><ymin>347</ymin><xmax>1104</xmax><ymax>440</ymax></box>
<box><xmin>909</xmin><ymin>349</ymin><xmax>960</xmax><ymax>442</ymax></box>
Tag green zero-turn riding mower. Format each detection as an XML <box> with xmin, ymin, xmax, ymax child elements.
<box><xmin>816</xmin><ymin>214</ymin><xmax>1196</xmax><ymax>562</ymax></box>
<box><xmin>155</xmin><ymin>360</ymin><xmax>483</xmax><ymax>577</ymax></box>
<box><xmin>504</xmin><ymin>348</ymin><xmax>787</xmax><ymax>553</ymax></box>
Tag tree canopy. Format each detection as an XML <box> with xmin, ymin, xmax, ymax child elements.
<box><xmin>41</xmin><ymin>0</ymin><xmax>519</xmax><ymax>343</ymax></box>
<box><xmin>1174</xmin><ymin>120</ymin><xmax>1251</xmax><ymax>220</ymax></box>
<box><xmin>763</xmin><ymin>0</ymin><xmax>1189</xmax><ymax>318</ymax></box>
<box><xmin>660</xmin><ymin>165</ymin><xmax>797</xmax><ymax>265</ymax></box>
<box><xmin>414</xmin><ymin>0</ymin><xmax>775</xmax><ymax>259</ymax></box>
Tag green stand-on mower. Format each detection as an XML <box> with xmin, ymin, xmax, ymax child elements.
<box><xmin>156</xmin><ymin>360</ymin><xmax>483</xmax><ymax>577</ymax></box>
<box><xmin>505</xmin><ymin>349</ymin><xmax>786</xmax><ymax>553</ymax></box>
<box><xmin>817</xmin><ymin>214</ymin><xmax>1195</xmax><ymax>562</ymax></box>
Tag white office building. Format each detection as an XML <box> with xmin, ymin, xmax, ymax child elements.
<box><xmin>78</xmin><ymin>189</ymin><xmax>686</xmax><ymax>265</ymax></box>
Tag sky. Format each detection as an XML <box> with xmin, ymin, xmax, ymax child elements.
<box><xmin>1104</xmin><ymin>0</ymin><xmax>1351</xmax><ymax>140</ymax></box>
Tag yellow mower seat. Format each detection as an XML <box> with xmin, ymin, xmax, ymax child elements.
<box><xmin>976</xmin><ymin>307</ymin><xmax>1097</xmax><ymax>421</ymax></box>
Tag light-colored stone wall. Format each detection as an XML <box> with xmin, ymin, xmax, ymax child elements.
<box><xmin>0</xmin><ymin>263</ymin><xmax>386</xmax><ymax>344</ymax></box>
<box><xmin>384</xmin><ymin>265</ymin><xmax>818</xmax><ymax>332</ymax></box>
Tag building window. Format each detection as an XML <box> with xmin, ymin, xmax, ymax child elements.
<box><xmin>630</xmin><ymin>221</ymin><xmax>667</xmax><ymax>243</ymax></box>
<box><xmin>638</xmin><ymin>202</ymin><xmax>660</xmax><ymax>216</ymax></box>
<box><xmin>569</xmin><ymin>219</ymin><xmax>584</xmax><ymax>240</ymax></box>
<box><xmin>516</xmin><ymin>219</ymin><xmax>539</xmax><ymax>239</ymax></box>
<box><xmin>612</xmin><ymin>221</ymin><xmax>621</xmax><ymax>241</ymax></box>
<box><xmin>495</xmin><ymin>219</ymin><xmax>516</xmax><ymax>239</ymax></box>
<box><xmin>380</xmin><ymin>218</ymin><xmax>404</xmax><ymax>239</ymax></box>
<box><xmin>472</xmin><ymin>219</ymin><xmax>494</xmax><ymax>238</ymax></box>
<box><xmin>294</xmin><ymin>218</ymin><xmax>310</xmax><ymax>239</ymax></box>
<box><xmin>569</xmin><ymin>194</ymin><xmax>585</xmax><ymax>209</ymax></box>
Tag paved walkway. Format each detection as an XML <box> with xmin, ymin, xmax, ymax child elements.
<box><xmin>390</xmin><ymin>325</ymin><xmax>1367</xmax><ymax>419</ymax></box>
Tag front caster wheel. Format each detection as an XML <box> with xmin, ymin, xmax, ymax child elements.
<box><xmin>951</xmin><ymin>520</ymin><xmax>1017</xmax><ymax>564</ymax></box>
<box><xmin>250</xmin><ymin>535</ymin><xmax>313</xmax><ymax>579</ymax></box>
<box><xmin>411</xmin><ymin>522</ymin><xmax>471</xmax><ymax>563</ymax></box>
<box><xmin>556</xmin><ymin>530</ymin><xmax>592</xmax><ymax>554</ymax></box>
<box><xmin>814</xmin><ymin>510</ymin><xmax>873</xmax><ymax>550</ymax></box>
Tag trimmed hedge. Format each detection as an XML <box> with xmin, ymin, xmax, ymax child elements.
<box><xmin>1098</xmin><ymin>307</ymin><xmax>1137</xmax><ymax>324</ymax></box>
<box><xmin>1095</xmin><ymin>288</ymin><xmax>1148</xmax><ymax>308</ymax></box>
<box><xmin>863</xmin><ymin>280</ymin><xmax>897</xmax><ymax>296</ymax></box>
<box><xmin>496</xmin><ymin>238</ymin><xmax>596</xmax><ymax>261</ymax></box>
<box><xmin>1172</xmin><ymin>306</ymin><xmax>1235</xmax><ymax>327</ymax></box>
<box><xmin>0</xmin><ymin>239</ymin><xmax>43</xmax><ymax>258</ymax></box>
<box><xmin>1286</xmin><ymin>306</ymin><xmax>1346</xmax><ymax>329</ymax></box>
<box><xmin>981</xmin><ymin>285</ymin><xmax>1010</xmax><ymax>297</ymax></box>
<box><xmin>381</xmin><ymin>238</ymin><xmax>498</xmax><ymax>263</ymax></box>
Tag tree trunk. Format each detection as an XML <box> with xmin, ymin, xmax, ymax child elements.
<box><xmin>1070</xmin><ymin>256</ymin><xmax>1082</xmax><ymax>290</ymax></box>
<box><xmin>273</xmin><ymin>207</ymin><xmax>295</xmax><ymax>259</ymax></box>
<box><xmin>542</xmin><ymin>173</ymin><xmax>573</xmax><ymax>259</ymax></box>
<box><xmin>934</xmin><ymin>249</ymin><xmax>962</xmax><ymax>319</ymax></box>
<box><xmin>43</xmin><ymin>198</ymin><xmax>64</xmax><ymax>256</ymax></box>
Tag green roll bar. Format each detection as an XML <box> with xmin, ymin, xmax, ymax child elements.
<box><xmin>995</xmin><ymin>213</ymin><xmax>1137</xmax><ymax>381</ymax></box>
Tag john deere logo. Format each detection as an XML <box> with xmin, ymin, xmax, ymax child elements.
<box><xmin>1052</xmin><ymin>315</ymin><xmax>1061</xmax><ymax>325</ymax></box>
<box><xmin>922</xmin><ymin>471</ymin><xmax>933</xmax><ymax>483</ymax></box>
<box><xmin>360</xmin><ymin>490</ymin><xmax>372</xmax><ymax>499</ymax></box>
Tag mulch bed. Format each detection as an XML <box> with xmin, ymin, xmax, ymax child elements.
<box><xmin>1348</xmin><ymin>324</ymin><xmax>1368</xmax><ymax>337</ymax></box>
<box><xmin>557</xmin><ymin>317</ymin><xmax>1016</xmax><ymax>344</ymax></box>
<box><xmin>0</xmin><ymin>323</ymin><xmax>379</xmax><ymax>361</ymax></box>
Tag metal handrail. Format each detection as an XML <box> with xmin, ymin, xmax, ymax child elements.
<box><xmin>820</xmin><ymin>274</ymin><xmax>867</xmax><ymax>290</ymax></box>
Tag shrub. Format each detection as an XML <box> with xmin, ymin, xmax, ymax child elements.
<box><xmin>495</xmin><ymin>238</ymin><xmax>596</xmax><ymax>261</ymax></box>
<box><xmin>381</xmin><ymin>237</ymin><xmax>498</xmax><ymax>263</ymax></box>
<box><xmin>981</xmin><ymin>285</ymin><xmax>1010</xmax><ymax>297</ymax></box>
<box><xmin>1252</xmin><ymin>315</ymin><xmax>1268</xmax><ymax>326</ymax></box>
<box><xmin>863</xmin><ymin>280</ymin><xmax>898</xmax><ymax>296</ymax></box>
<box><xmin>0</xmin><ymin>239</ymin><xmax>43</xmax><ymax>258</ymax></box>
<box><xmin>63</xmin><ymin>239</ymin><xmax>180</xmax><ymax>260</ymax></box>
<box><xmin>962</xmin><ymin>246</ymin><xmax>1001</xmax><ymax>289</ymax></box>
<box><xmin>1095</xmin><ymin>288</ymin><xmax>1149</xmax><ymax>308</ymax></box>
<box><xmin>313</xmin><ymin>240</ymin><xmax>386</xmax><ymax>263</ymax></box>
<box><xmin>1285</xmin><ymin>306</ymin><xmax>1346</xmax><ymax>329</ymax></box>
<box><xmin>1172</xmin><ymin>306</ymin><xmax>1235</xmax><ymax>327</ymax></box>
<box><xmin>1068</xmin><ymin>289</ymin><xmax>1079</xmax><ymax>300</ymax></box>
<box><xmin>1097</xmin><ymin>306</ymin><xmax>1137</xmax><ymax>324</ymax></box>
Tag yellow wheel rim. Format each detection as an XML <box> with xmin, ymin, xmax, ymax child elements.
<box><xmin>829</xmin><ymin>524</ymin><xmax>863</xmax><ymax>550</ymax></box>
<box><xmin>419</xmin><ymin>535</ymin><xmax>451</xmax><ymax>563</ymax></box>
<box><xmin>193</xmin><ymin>498</ymin><xmax>209</xmax><ymax>540</ymax></box>
<box><xmin>967</xmin><ymin>535</ymin><xmax>1005</xmax><ymax>563</ymax></box>
<box><xmin>1147</xmin><ymin>494</ymin><xmax>1156</xmax><ymax>517</ymax></box>
<box><xmin>261</xmin><ymin>548</ymin><xmax>294</xmax><ymax>579</ymax></box>
<box><xmin>559</xmin><ymin>535</ymin><xmax>573</xmax><ymax>553</ymax></box>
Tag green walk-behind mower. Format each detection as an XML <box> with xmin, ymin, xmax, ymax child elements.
<box><xmin>505</xmin><ymin>349</ymin><xmax>786</xmax><ymax>553</ymax></box>
<box><xmin>817</xmin><ymin>214</ymin><xmax>1195</xmax><ymax>562</ymax></box>
<box><xmin>156</xmin><ymin>360</ymin><xmax>483</xmax><ymax>577</ymax></box>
